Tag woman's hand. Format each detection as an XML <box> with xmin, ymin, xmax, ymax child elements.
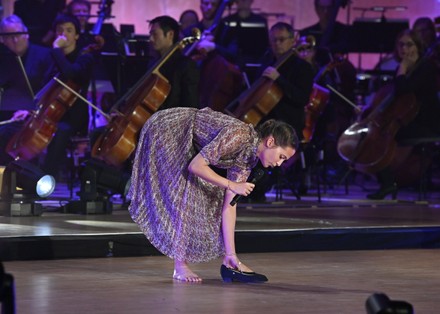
<box><xmin>223</xmin><ymin>253</ymin><xmax>253</xmax><ymax>272</ymax></box>
<box><xmin>229</xmin><ymin>180</ymin><xmax>255</xmax><ymax>197</ymax></box>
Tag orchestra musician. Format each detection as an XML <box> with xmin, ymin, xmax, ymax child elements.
<box><xmin>0</xmin><ymin>14</ymin><xmax>95</xmax><ymax>180</ymax></box>
<box><xmin>299</xmin><ymin>0</ymin><xmax>356</xmax><ymax>184</ymax></box>
<box><xmin>41</xmin><ymin>14</ymin><xmax>95</xmax><ymax>178</ymax></box>
<box><xmin>184</xmin><ymin>0</ymin><xmax>238</xmax><ymax>64</ymax></box>
<box><xmin>0</xmin><ymin>15</ymin><xmax>52</xmax><ymax>165</ymax></box>
<box><xmin>248</xmin><ymin>22</ymin><xmax>314</xmax><ymax>202</ymax></box>
<box><xmin>221</xmin><ymin>0</ymin><xmax>269</xmax><ymax>70</ymax></box>
<box><xmin>89</xmin><ymin>15</ymin><xmax>200</xmax><ymax>160</ymax></box>
<box><xmin>259</xmin><ymin>22</ymin><xmax>314</xmax><ymax>142</ymax></box>
<box><xmin>147</xmin><ymin>15</ymin><xmax>200</xmax><ymax>110</ymax></box>
<box><xmin>363</xmin><ymin>29</ymin><xmax>440</xmax><ymax>199</ymax></box>
<box><xmin>300</xmin><ymin>0</ymin><xmax>350</xmax><ymax>67</ymax></box>
<box><xmin>179</xmin><ymin>9</ymin><xmax>199</xmax><ymax>35</ymax></box>
<box><xmin>65</xmin><ymin>0</ymin><xmax>94</xmax><ymax>50</ymax></box>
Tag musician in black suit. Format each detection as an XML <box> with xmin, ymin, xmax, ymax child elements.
<box><xmin>183</xmin><ymin>0</ymin><xmax>238</xmax><ymax>63</ymax></box>
<box><xmin>300</xmin><ymin>0</ymin><xmax>350</xmax><ymax>66</ymax></box>
<box><xmin>41</xmin><ymin>14</ymin><xmax>95</xmax><ymax>177</ymax></box>
<box><xmin>0</xmin><ymin>14</ymin><xmax>94</xmax><ymax>180</ymax></box>
<box><xmin>0</xmin><ymin>15</ymin><xmax>52</xmax><ymax>165</ymax></box>
<box><xmin>148</xmin><ymin>15</ymin><xmax>200</xmax><ymax>110</ymax></box>
<box><xmin>259</xmin><ymin>22</ymin><xmax>314</xmax><ymax>139</ymax></box>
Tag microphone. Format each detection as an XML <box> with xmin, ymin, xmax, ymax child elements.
<box><xmin>229</xmin><ymin>168</ymin><xmax>265</xmax><ymax>206</ymax></box>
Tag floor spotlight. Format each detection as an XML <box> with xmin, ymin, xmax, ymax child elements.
<box><xmin>66</xmin><ymin>158</ymin><xmax>131</xmax><ymax>214</ymax></box>
<box><xmin>0</xmin><ymin>160</ymin><xmax>56</xmax><ymax>216</ymax></box>
<box><xmin>366</xmin><ymin>293</ymin><xmax>414</xmax><ymax>314</ymax></box>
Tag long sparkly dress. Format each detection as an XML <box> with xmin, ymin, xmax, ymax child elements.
<box><xmin>128</xmin><ymin>107</ymin><xmax>260</xmax><ymax>263</ymax></box>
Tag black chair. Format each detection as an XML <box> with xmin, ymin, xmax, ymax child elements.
<box><xmin>399</xmin><ymin>137</ymin><xmax>440</xmax><ymax>201</ymax></box>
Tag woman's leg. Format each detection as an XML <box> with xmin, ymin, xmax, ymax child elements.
<box><xmin>221</xmin><ymin>204</ymin><xmax>253</xmax><ymax>272</ymax></box>
<box><xmin>173</xmin><ymin>260</ymin><xmax>202</xmax><ymax>282</ymax></box>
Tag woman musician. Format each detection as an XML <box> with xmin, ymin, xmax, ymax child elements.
<box><xmin>356</xmin><ymin>29</ymin><xmax>440</xmax><ymax>200</ymax></box>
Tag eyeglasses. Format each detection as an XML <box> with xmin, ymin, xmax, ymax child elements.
<box><xmin>1</xmin><ymin>32</ymin><xmax>27</xmax><ymax>41</ymax></box>
<box><xmin>398</xmin><ymin>41</ymin><xmax>415</xmax><ymax>48</ymax></box>
<box><xmin>270</xmin><ymin>36</ymin><xmax>293</xmax><ymax>44</ymax></box>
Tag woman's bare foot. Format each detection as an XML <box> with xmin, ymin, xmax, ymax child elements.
<box><xmin>173</xmin><ymin>260</ymin><xmax>202</xmax><ymax>282</ymax></box>
<box><xmin>222</xmin><ymin>254</ymin><xmax>253</xmax><ymax>272</ymax></box>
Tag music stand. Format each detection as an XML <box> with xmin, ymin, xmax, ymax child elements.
<box><xmin>348</xmin><ymin>18</ymin><xmax>409</xmax><ymax>53</ymax></box>
<box><xmin>224</xmin><ymin>20</ymin><xmax>269</xmax><ymax>65</ymax></box>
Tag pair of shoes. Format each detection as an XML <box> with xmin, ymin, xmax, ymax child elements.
<box><xmin>366</xmin><ymin>183</ymin><xmax>398</xmax><ymax>200</ymax></box>
<box><xmin>220</xmin><ymin>264</ymin><xmax>268</xmax><ymax>283</ymax></box>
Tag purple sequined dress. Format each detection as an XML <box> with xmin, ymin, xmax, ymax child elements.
<box><xmin>128</xmin><ymin>107</ymin><xmax>260</xmax><ymax>263</ymax></box>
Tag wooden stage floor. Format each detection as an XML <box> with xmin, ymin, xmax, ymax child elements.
<box><xmin>1</xmin><ymin>182</ymin><xmax>440</xmax><ymax>313</ymax></box>
<box><xmin>3</xmin><ymin>250</ymin><xmax>440</xmax><ymax>313</ymax></box>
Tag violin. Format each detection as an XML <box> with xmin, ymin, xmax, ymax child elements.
<box><xmin>91</xmin><ymin>32</ymin><xmax>201</xmax><ymax>167</ymax></box>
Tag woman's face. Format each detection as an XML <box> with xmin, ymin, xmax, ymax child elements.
<box><xmin>397</xmin><ymin>34</ymin><xmax>419</xmax><ymax>61</ymax></box>
<box><xmin>258</xmin><ymin>136</ymin><xmax>296</xmax><ymax>168</ymax></box>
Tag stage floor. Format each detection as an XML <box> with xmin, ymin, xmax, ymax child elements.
<box><xmin>3</xmin><ymin>250</ymin><xmax>440</xmax><ymax>314</ymax></box>
<box><xmin>1</xmin><ymin>182</ymin><xmax>440</xmax><ymax>313</ymax></box>
<box><xmin>1</xmin><ymin>182</ymin><xmax>440</xmax><ymax>261</ymax></box>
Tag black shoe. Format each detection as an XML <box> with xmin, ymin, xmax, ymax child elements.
<box><xmin>366</xmin><ymin>183</ymin><xmax>398</xmax><ymax>200</ymax></box>
<box><xmin>220</xmin><ymin>264</ymin><xmax>268</xmax><ymax>283</ymax></box>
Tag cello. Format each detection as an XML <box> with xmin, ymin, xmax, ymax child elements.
<box><xmin>6</xmin><ymin>0</ymin><xmax>113</xmax><ymax>161</ymax></box>
<box><xmin>337</xmin><ymin>32</ymin><xmax>440</xmax><ymax>176</ymax></box>
<box><xmin>225</xmin><ymin>39</ymin><xmax>315</xmax><ymax>126</ymax></box>
<box><xmin>92</xmin><ymin>31</ymin><xmax>201</xmax><ymax>167</ymax></box>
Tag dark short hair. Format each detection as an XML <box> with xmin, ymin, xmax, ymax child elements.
<box><xmin>256</xmin><ymin>119</ymin><xmax>299</xmax><ymax>150</ymax></box>
<box><xmin>314</xmin><ymin>0</ymin><xmax>335</xmax><ymax>7</ymax></box>
<box><xmin>53</xmin><ymin>14</ymin><xmax>81</xmax><ymax>35</ymax></box>
<box><xmin>66</xmin><ymin>0</ymin><xmax>91</xmax><ymax>15</ymax></box>
<box><xmin>149</xmin><ymin>15</ymin><xmax>180</xmax><ymax>44</ymax></box>
<box><xmin>179</xmin><ymin>9</ymin><xmax>199</xmax><ymax>24</ymax></box>
<box><xmin>270</xmin><ymin>22</ymin><xmax>294</xmax><ymax>37</ymax></box>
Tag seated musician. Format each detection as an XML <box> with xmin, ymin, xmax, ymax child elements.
<box><xmin>65</xmin><ymin>0</ymin><xmax>94</xmax><ymax>50</ymax></box>
<box><xmin>300</xmin><ymin>0</ymin><xmax>350</xmax><ymax>67</ymax></box>
<box><xmin>365</xmin><ymin>29</ymin><xmax>440</xmax><ymax>200</ymax></box>
<box><xmin>259</xmin><ymin>22</ymin><xmax>314</xmax><ymax>141</ymax></box>
<box><xmin>183</xmin><ymin>0</ymin><xmax>238</xmax><ymax>63</ymax></box>
<box><xmin>41</xmin><ymin>14</ymin><xmax>95</xmax><ymax>178</ymax></box>
<box><xmin>89</xmin><ymin>15</ymin><xmax>200</xmax><ymax>159</ymax></box>
<box><xmin>249</xmin><ymin>22</ymin><xmax>314</xmax><ymax>202</ymax></box>
<box><xmin>221</xmin><ymin>0</ymin><xmax>270</xmax><ymax>69</ymax></box>
<box><xmin>148</xmin><ymin>15</ymin><xmax>200</xmax><ymax>110</ymax></box>
<box><xmin>0</xmin><ymin>14</ymin><xmax>95</xmax><ymax>180</ymax></box>
<box><xmin>0</xmin><ymin>15</ymin><xmax>52</xmax><ymax>165</ymax></box>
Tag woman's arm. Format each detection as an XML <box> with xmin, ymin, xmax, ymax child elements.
<box><xmin>188</xmin><ymin>153</ymin><xmax>254</xmax><ymax>196</ymax></box>
<box><xmin>188</xmin><ymin>153</ymin><xmax>253</xmax><ymax>257</ymax></box>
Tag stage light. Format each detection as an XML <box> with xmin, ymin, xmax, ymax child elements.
<box><xmin>0</xmin><ymin>160</ymin><xmax>56</xmax><ymax>216</ymax></box>
<box><xmin>366</xmin><ymin>293</ymin><xmax>414</xmax><ymax>314</ymax></box>
<box><xmin>66</xmin><ymin>158</ymin><xmax>131</xmax><ymax>214</ymax></box>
